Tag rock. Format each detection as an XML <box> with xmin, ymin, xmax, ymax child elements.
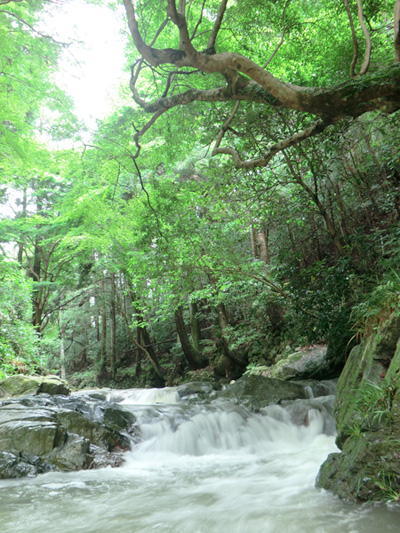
<box><xmin>220</xmin><ymin>374</ymin><xmax>308</xmax><ymax>408</ymax></box>
<box><xmin>0</xmin><ymin>393</ymin><xmax>137</xmax><ymax>479</ymax></box>
<box><xmin>0</xmin><ymin>405</ymin><xmax>61</xmax><ymax>456</ymax></box>
<box><xmin>295</xmin><ymin>379</ymin><xmax>337</xmax><ymax>398</ymax></box>
<box><xmin>47</xmin><ymin>434</ymin><xmax>91</xmax><ymax>470</ymax></box>
<box><xmin>0</xmin><ymin>375</ymin><xmax>70</xmax><ymax>398</ymax></box>
<box><xmin>270</xmin><ymin>345</ymin><xmax>328</xmax><ymax>380</ymax></box>
<box><xmin>281</xmin><ymin>396</ymin><xmax>336</xmax><ymax>435</ymax></box>
<box><xmin>103</xmin><ymin>404</ymin><xmax>136</xmax><ymax>431</ymax></box>
<box><xmin>0</xmin><ymin>451</ymin><xmax>39</xmax><ymax>479</ymax></box>
<box><xmin>317</xmin><ymin>313</ymin><xmax>400</xmax><ymax>502</ymax></box>
<box><xmin>177</xmin><ymin>381</ymin><xmax>216</xmax><ymax>400</ymax></box>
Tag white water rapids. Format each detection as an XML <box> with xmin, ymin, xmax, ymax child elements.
<box><xmin>0</xmin><ymin>387</ymin><xmax>399</xmax><ymax>532</ymax></box>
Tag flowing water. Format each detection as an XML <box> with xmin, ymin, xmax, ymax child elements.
<box><xmin>0</xmin><ymin>387</ymin><xmax>399</xmax><ymax>532</ymax></box>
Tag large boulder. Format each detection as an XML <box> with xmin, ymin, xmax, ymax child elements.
<box><xmin>0</xmin><ymin>393</ymin><xmax>137</xmax><ymax>479</ymax></box>
<box><xmin>269</xmin><ymin>345</ymin><xmax>328</xmax><ymax>380</ymax></box>
<box><xmin>0</xmin><ymin>375</ymin><xmax>70</xmax><ymax>398</ymax></box>
<box><xmin>317</xmin><ymin>314</ymin><xmax>400</xmax><ymax>502</ymax></box>
<box><xmin>220</xmin><ymin>374</ymin><xmax>308</xmax><ymax>408</ymax></box>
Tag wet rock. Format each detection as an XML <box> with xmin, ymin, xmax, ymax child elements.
<box><xmin>0</xmin><ymin>393</ymin><xmax>137</xmax><ymax>479</ymax></box>
<box><xmin>47</xmin><ymin>434</ymin><xmax>91</xmax><ymax>471</ymax></box>
<box><xmin>0</xmin><ymin>405</ymin><xmax>61</xmax><ymax>456</ymax></box>
<box><xmin>220</xmin><ymin>374</ymin><xmax>308</xmax><ymax>408</ymax></box>
<box><xmin>0</xmin><ymin>375</ymin><xmax>70</xmax><ymax>398</ymax></box>
<box><xmin>177</xmin><ymin>382</ymin><xmax>216</xmax><ymax>400</ymax></box>
<box><xmin>317</xmin><ymin>313</ymin><xmax>400</xmax><ymax>502</ymax></box>
<box><xmin>282</xmin><ymin>396</ymin><xmax>336</xmax><ymax>435</ymax></box>
<box><xmin>295</xmin><ymin>379</ymin><xmax>337</xmax><ymax>398</ymax></box>
<box><xmin>0</xmin><ymin>451</ymin><xmax>39</xmax><ymax>479</ymax></box>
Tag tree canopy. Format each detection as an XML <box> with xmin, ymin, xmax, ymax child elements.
<box><xmin>0</xmin><ymin>0</ymin><xmax>399</xmax><ymax>387</ymax></box>
<box><xmin>123</xmin><ymin>0</ymin><xmax>400</xmax><ymax>167</ymax></box>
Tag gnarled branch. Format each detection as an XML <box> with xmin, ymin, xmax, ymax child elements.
<box><xmin>122</xmin><ymin>1</ymin><xmax>400</xmax><ymax>169</ymax></box>
<box><xmin>213</xmin><ymin>119</ymin><xmax>331</xmax><ymax>169</ymax></box>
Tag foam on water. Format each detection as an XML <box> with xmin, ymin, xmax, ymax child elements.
<box><xmin>0</xmin><ymin>387</ymin><xmax>399</xmax><ymax>533</ymax></box>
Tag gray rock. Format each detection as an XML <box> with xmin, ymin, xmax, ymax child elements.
<box><xmin>270</xmin><ymin>345</ymin><xmax>328</xmax><ymax>380</ymax></box>
<box><xmin>220</xmin><ymin>374</ymin><xmax>308</xmax><ymax>408</ymax></box>
<box><xmin>0</xmin><ymin>393</ymin><xmax>137</xmax><ymax>479</ymax></box>
<box><xmin>0</xmin><ymin>375</ymin><xmax>70</xmax><ymax>398</ymax></box>
<box><xmin>177</xmin><ymin>382</ymin><xmax>216</xmax><ymax>400</ymax></box>
<box><xmin>0</xmin><ymin>451</ymin><xmax>39</xmax><ymax>479</ymax></box>
<box><xmin>317</xmin><ymin>314</ymin><xmax>400</xmax><ymax>502</ymax></box>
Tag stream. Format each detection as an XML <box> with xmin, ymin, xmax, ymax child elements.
<box><xmin>0</xmin><ymin>386</ymin><xmax>399</xmax><ymax>532</ymax></box>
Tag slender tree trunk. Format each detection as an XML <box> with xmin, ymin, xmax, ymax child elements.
<box><xmin>123</xmin><ymin>279</ymin><xmax>165</xmax><ymax>383</ymax></box>
<box><xmin>31</xmin><ymin>237</ymin><xmax>43</xmax><ymax>332</ymax></box>
<box><xmin>97</xmin><ymin>276</ymin><xmax>108</xmax><ymax>383</ymax></box>
<box><xmin>216</xmin><ymin>303</ymin><xmax>247</xmax><ymax>378</ymax></box>
<box><xmin>110</xmin><ymin>273</ymin><xmax>117</xmax><ymax>379</ymax></box>
<box><xmin>257</xmin><ymin>227</ymin><xmax>269</xmax><ymax>263</ymax></box>
<box><xmin>17</xmin><ymin>188</ymin><xmax>27</xmax><ymax>264</ymax></box>
<box><xmin>59</xmin><ymin>309</ymin><xmax>66</xmax><ymax>380</ymax></box>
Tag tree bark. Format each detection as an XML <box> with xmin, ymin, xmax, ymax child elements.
<box><xmin>175</xmin><ymin>305</ymin><xmax>206</xmax><ymax>370</ymax></box>
<box><xmin>110</xmin><ymin>273</ymin><xmax>117</xmax><ymax>380</ymax></box>
<box><xmin>189</xmin><ymin>301</ymin><xmax>202</xmax><ymax>352</ymax></box>
<box><xmin>122</xmin><ymin>0</ymin><xmax>400</xmax><ymax>168</ymax></box>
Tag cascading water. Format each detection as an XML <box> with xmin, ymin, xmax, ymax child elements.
<box><xmin>0</xmin><ymin>387</ymin><xmax>399</xmax><ymax>532</ymax></box>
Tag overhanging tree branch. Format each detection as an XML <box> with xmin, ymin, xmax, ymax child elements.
<box><xmin>122</xmin><ymin>1</ymin><xmax>400</xmax><ymax>168</ymax></box>
<box><xmin>213</xmin><ymin>119</ymin><xmax>331</xmax><ymax>169</ymax></box>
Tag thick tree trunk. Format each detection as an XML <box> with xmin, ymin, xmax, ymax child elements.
<box><xmin>189</xmin><ymin>301</ymin><xmax>202</xmax><ymax>352</ymax></box>
<box><xmin>175</xmin><ymin>305</ymin><xmax>206</xmax><ymax>370</ymax></box>
<box><xmin>216</xmin><ymin>303</ymin><xmax>247</xmax><ymax>378</ymax></box>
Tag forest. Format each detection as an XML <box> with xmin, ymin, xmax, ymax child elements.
<box><xmin>1</xmin><ymin>0</ymin><xmax>400</xmax><ymax>390</ymax></box>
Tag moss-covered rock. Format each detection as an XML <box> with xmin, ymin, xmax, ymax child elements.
<box><xmin>317</xmin><ymin>314</ymin><xmax>400</xmax><ymax>502</ymax></box>
<box><xmin>269</xmin><ymin>345</ymin><xmax>328</xmax><ymax>380</ymax></box>
<box><xmin>220</xmin><ymin>374</ymin><xmax>308</xmax><ymax>408</ymax></box>
<box><xmin>0</xmin><ymin>375</ymin><xmax>70</xmax><ymax>398</ymax></box>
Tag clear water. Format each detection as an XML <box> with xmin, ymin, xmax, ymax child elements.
<box><xmin>0</xmin><ymin>388</ymin><xmax>399</xmax><ymax>533</ymax></box>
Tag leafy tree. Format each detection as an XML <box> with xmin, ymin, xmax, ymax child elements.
<box><xmin>122</xmin><ymin>0</ymin><xmax>400</xmax><ymax>170</ymax></box>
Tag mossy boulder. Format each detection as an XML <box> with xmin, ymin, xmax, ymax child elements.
<box><xmin>269</xmin><ymin>345</ymin><xmax>328</xmax><ymax>380</ymax></box>
<box><xmin>0</xmin><ymin>375</ymin><xmax>70</xmax><ymax>398</ymax></box>
<box><xmin>317</xmin><ymin>314</ymin><xmax>400</xmax><ymax>502</ymax></box>
<box><xmin>220</xmin><ymin>374</ymin><xmax>308</xmax><ymax>408</ymax></box>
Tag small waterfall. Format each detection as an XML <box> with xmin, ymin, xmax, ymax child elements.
<box><xmin>1</xmin><ymin>385</ymin><xmax>399</xmax><ymax>533</ymax></box>
<box><xmin>107</xmin><ymin>386</ymin><xmax>179</xmax><ymax>405</ymax></box>
<box><xmin>129</xmin><ymin>403</ymin><xmax>326</xmax><ymax>457</ymax></box>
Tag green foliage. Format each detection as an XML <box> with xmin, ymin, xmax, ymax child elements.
<box><xmin>354</xmin><ymin>379</ymin><xmax>397</xmax><ymax>429</ymax></box>
<box><xmin>0</xmin><ymin>259</ymin><xmax>39</xmax><ymax>376</ymax></box>
<box><xmin>352</xmin><ymin>270</ymin><xmax>400</xmax><ymax>334</ymax></box>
